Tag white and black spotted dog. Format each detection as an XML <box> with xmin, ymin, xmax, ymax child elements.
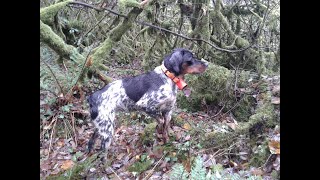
<box><xmin>87</xmin><ymin>48</ymin><xmax>208</xmax><ymax>153</ymax></box>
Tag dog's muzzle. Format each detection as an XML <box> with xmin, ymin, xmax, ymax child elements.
<box><xmin>201</xmin><ymin>58</ymin><xmax>209</xmax><ymax>67</ymax></box>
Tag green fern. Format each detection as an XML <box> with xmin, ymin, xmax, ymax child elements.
<box><xmin>170</xmin><ymin>163</ymin><xmax>188</xmax><ymax>180</ymax></box>
<box><xmin>169</xmin><ymin>156</ymin><xmax>264</xmax><ymax>180</ymax></box>
<box><xmin>191</xmin><ymin>156</ymin><xmax>206</xmax><ymax>180</ymax></box>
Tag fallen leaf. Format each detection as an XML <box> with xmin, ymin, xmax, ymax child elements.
<box><xmin>203</xmin><ymin>157</ymin><xmax>215</xmax><ymax>168</ymax></box>
<box><xmin>77</xmin><ymin>127</ymin><xmax>84</xmax><ymax>135</ymax></box>
<box><xmin>271</xmin><ymin>97</ymin><xmax>280</xmax><ymax>104</ymax></box>
<box><xmin>43</xmin><ymin>125</ymin><xmax>52</xmax><ymax>130</ymax></box>
<box><xmin>182</xmin><ymin>158</ymin><xmax>191</xmax><ymax>172</ymax></box>
<box><xmin>251</xmin><ymin>168</ymin><xmax>264</xmax><ymax>176</ymax></box>
<box><xmin>272</xmin><ymin>85</ymin><xmax>280</xmax><ymax>94</ymax></box>
<box><xmin>117</xmin><ymin>153</ymin><xmax>126</xmax><ymax>160</ymax></box>
<box><xmin>229</xmin><ymin>160</ymin><xmax>238</xmax><ymax>167</ymax></box>
<box><xmin>226</xmin><ymin>123</ymin><xmax>237</xmax><ymax>130</ymax></box>
<box><xmin>61</xmin><ymin>160</ymin><xmax>74</xmax><ymax>170</ymax></box>
<box><xmin>150</xmin><ymin>147</ymin><xmax>164</xmax><ymax>159</ymax></box>
<box><xmin>183</xmin><ymin>123</ymin><xmax>192</xmax><ymax>130</ymax></box>
<box><xmin>172</xmin><ymin>126</ymin><xmax>181</xmax><ymax>131</ymax></box>
<box><xmin>184</xmin><ymin>135</ymin><xmax>191</xmax><ymax>141</ymax></box>
<box><xmin>112</xmin><ymin>163</ymin><xmax>122</xmax><ymax>169</ymax></box>
<box><xmin>51</xmin><ymin>168</ymin><xmax>60</xmax><ymax>175</ymax></box>
<box><xmin>135</xmin><ymin>155</ymin><xmax>140</xmax><ymax>160</ymax></box>
<box><xmin>57</xmin><ymin>141</ymin><xmax>64</xmax><ymax>147</ymax></box>
<box><xmin>40</xmin><ymin>163</ymin><xmax>51</xmax><ymax>171</ymax></box>
<box><xmin>176</xmin><ymin>131</ymin><xmax>182</xmax><ymax>140</ymax></box>
<box><xmin>268</xmin><ymin>140</ymin><xmax>280</xmax><ymax>154</ymax></box>
<box><xmin>240</xmin><ymin>156</ymin><xmax>248</xmax><ymax>160</ymax></box>
<box><xmin>273</xmin><ymin>155</ymin><xmax>280</xmax><ymax>171</ymax></box>
<box><xmin>238</xmin><ymin>152</ymin><xmax>248</xmax><ymax>155</ymax></box>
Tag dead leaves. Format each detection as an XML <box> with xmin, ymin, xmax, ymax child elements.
<box><xmin>183</xmin><ymin>123</ymin><xmax>192</xmax><ymax>130</ymax></box>
<box><xmin>61</xmin><ymin>160</ymin><xmax>74</xmax><ymax>170</ymax></box>
<box><xmin>226</xmin><ymin>123</ymin><xmax>237</xmax><ymax>130</ymax></box>
<box><xmin>271</xmin><ymin>97</ymin><xmax>280</xmax><ymax>105</ymax></box>
<box><xmin>268</xmin><ymin>140</ymin><xmax>280</xmax><ymax>155</ymax></box>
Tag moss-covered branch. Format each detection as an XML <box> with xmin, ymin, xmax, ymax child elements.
<box><xmin>202</xmin><ymin>88</ymin><xmax>276</xmax><ymax>149</ymax></box>
<box><xmin>40</xmin><ymin>20</ymin><xmax>84</xmax><ymax>62</ymax></box>
<box><xmin>40</xmin><ymin>0</ymin><xmax>72</xmax><ymax>25</ymax></box>
<box><xmin>211</xmin><ymin>0</ymin><xmax>276</xmax><ymax>73</ymax></box>
<box><xmin>90</xmin><ymin>7</ymin><xmax>143</xmax><ymax>73</ymax></box>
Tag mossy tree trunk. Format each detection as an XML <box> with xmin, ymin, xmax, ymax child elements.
<box><xmin>40</xmin><ymin>0</ymin><xmax>84</xmax><ymax>63</ymax></box>
<box><xmin>190</xmin><ymin>0</ymin><xmax>210</xmax><ymax>57</ymax></box>
<box><xmin>88</xmin><ymin>7</ymin><xmax>143</xmax><ymax>83</ymax></box>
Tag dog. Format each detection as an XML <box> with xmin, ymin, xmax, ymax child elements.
<box><xmin>87</xmin><ymin>48</ymin><xmax>208</xmax><ymax>152</ymax></box>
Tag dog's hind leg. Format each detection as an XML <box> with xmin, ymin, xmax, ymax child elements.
<box><xmin>94</xmin><ymin>109</ymin><xmax>116</xmax><ymax>152</ymax></box>
<box><xmin>99</xmin><ymin>125</ymin><xmax>114</xmax><ymax>151</ymax></box>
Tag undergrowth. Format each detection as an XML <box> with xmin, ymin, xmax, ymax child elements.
<box><xmin>170</xmin><ymin>156</ymin><xmax>262</xmax><ymax>180</ymax></box>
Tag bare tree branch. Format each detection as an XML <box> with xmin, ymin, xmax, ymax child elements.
<box><xmin>68</xmin><ymin>1</ymin><xmax>253</xmax><ymax>53</ymax></box>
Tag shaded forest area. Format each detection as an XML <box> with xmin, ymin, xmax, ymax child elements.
<box><xmin>40</xmin><ymin>0</ymin><xmax>280</xmax><ymax>179</ymax></box>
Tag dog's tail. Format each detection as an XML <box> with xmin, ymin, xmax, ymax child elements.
<box><xmin>87</xmin><ymin>94</ymin><xmax>99</xmax><ymax>120</ymax></box>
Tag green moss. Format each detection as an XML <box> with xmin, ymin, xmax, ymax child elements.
<box><xmin>140</xmin><ymin>122</ymin><xmax>157</xmax><ymax>145</ymax></box>
<box><xmin>271</xmin><ymin>170</ymin><xmax>280</xmax><ymax>179</ymax></box>
<box><xmin>119</xmin><ymin>0</ymin><xmax>140</xmax><ymax>8</ymax></box>
<box><xmin>249</xmin><ymin>142</ymin><xmax>269</xmax><ymax>167</ymax></box>
<box><xmin>233</xmin><ymin>96</ymin><xmax>255</xmax><ymax>122</ymax></box>
<box><xmin>90</xmin><ymin>7</ymin><xmax>143</xmax><ymax>71</ymax></box>
<box><xmin>172</xmin><ymin>114</ymin><xmax>184</xmax><ymax>127</ymax></box>
<box><xmin>40</xmin><ymin>20</ymin><xmax>84</xmax><ymax>62</ymax></box>
<box><xmin>40</xmin><ymin>0</ymin><xmax>72</xmax><ymax>25</ymax></box>
<box><xmin>91</xmin><ymin>38</ymin><xmax>113</xmax><ymax>70</ymax></box>
<box><xmin>235</xmin><ymin>36</ymin><xmax>250</xmax><ymax>47</ymax></box>
<box><xmin>178</xmin><ymin>64</ymin><xmax>242</xmax><ymax>111</ymax></box>
<box><xmin>127</xmin><ymin>159</ymin><xmax>152</xmax><ymax>174</ymax></box>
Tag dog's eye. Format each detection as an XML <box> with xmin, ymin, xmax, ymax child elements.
<box><xmin>186</xmin><ymin>60</ymin><xmax>193</xmax><ymax>65</ymax></box>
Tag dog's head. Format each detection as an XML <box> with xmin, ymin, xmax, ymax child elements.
<box><xmin>163</xmin><ymin>48</ymin><xmax>208</xmax><ymax>76</ymax></box>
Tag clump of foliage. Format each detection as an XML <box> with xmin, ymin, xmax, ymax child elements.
<box><xmin>170</xmin><ymin>156</ymin><xmax>263</xmax><ymax>180</ymax></box>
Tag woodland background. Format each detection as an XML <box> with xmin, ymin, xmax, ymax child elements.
<box><xmin>40</xmin><ymin>0</ymin><xmax>280</xmax><ymax>179</ymax></box>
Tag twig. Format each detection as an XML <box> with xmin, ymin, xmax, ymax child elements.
<box><xmin>77</xmin><ymin>13</ymin><xmax>108</xmax><ymax>46</ymax></box>
<box><xmin>70</xmin><ymin>112</ymin><xmax>78</xmax><ymax>147</ymax></box>
<box><xmin>212</xmin><ymin>104</ymin><xmax>225</xmax><ymax>118</ymax></box>
<box><xmin>47</xmin><ymin>116</ymin><xmax>58</xmax><ymax>159</ymax></box>
<box><xmin>221</xmin><ymin>96</ymin><xmax>245</xmax><ymax>117</ymax></box>
<box><xmin>41</xmin><ymin>60</ymin><xmax>64</xmax><ymax>96</ymax></box>
<box><xmin>68</xmin><ymin>1</ymin><xmax>253</xmax><ymax>53</ymax></box>
<box><xmin>109</xmin><ymin>167</ymin><xmax>122</xmax><ymax>180</ymax></box>
<box><xmin>136</xmin><ymin>20</ymin><xmax>253</xmax><ymax>53</ymax></box>
<box><xmin>263</xmin><ymin>154</ymin><xmax>273</xmax><ymax>168</ymax></box>
<box><xmin>66</xmin><ymin>48</ymin><xmax>93</xmax><ymax>97</ymax></box>
<box><xmin>69</xmin><ymin>1</ymin><xmax>127</xmax><ymax>18</ymax></box>
<box><xmin>143</xmin><ymin>152</ymin><xmax>168</xmax><ymax>180</ymax></box>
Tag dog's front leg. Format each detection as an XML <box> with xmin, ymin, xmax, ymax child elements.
<box><xmin>155</xmin><ymin>116</ymin><xmax>165</xmax><ymax>135</ymax></box>
<box><xmin>163</xmin><ymin>110</ymin><xmax>173</xmax><ymax>143</ymax></box>
<box><xmin>87</xmin><ymin>129</ymin><xmax>99</xmax><ymax>153</ymax></box>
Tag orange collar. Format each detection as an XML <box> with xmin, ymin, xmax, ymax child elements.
<box><xmin>160</xmin><ymin>64</ymin><xmax>187</xmax><ymax>90</ymax></box>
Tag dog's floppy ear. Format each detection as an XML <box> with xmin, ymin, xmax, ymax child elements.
<box><xmin>173</xmin><ymin>48</ymin><xmax>186</xmax><ymax>56</ymax></box>
<box><xmin>169</xmin><ymin>51</ymin><xmax>182</xmax><ymax>74</ymax></box>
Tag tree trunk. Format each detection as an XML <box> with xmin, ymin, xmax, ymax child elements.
<box><xmin>90</xmin><ymin>7</ymin><xmax>143</xmax><ymax>74</ymax></box>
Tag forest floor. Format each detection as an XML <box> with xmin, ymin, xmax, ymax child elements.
<box><xmin>40</xmin><ymin>62</ymin><xmax>280</xmax><ymax>180</ymax></box>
